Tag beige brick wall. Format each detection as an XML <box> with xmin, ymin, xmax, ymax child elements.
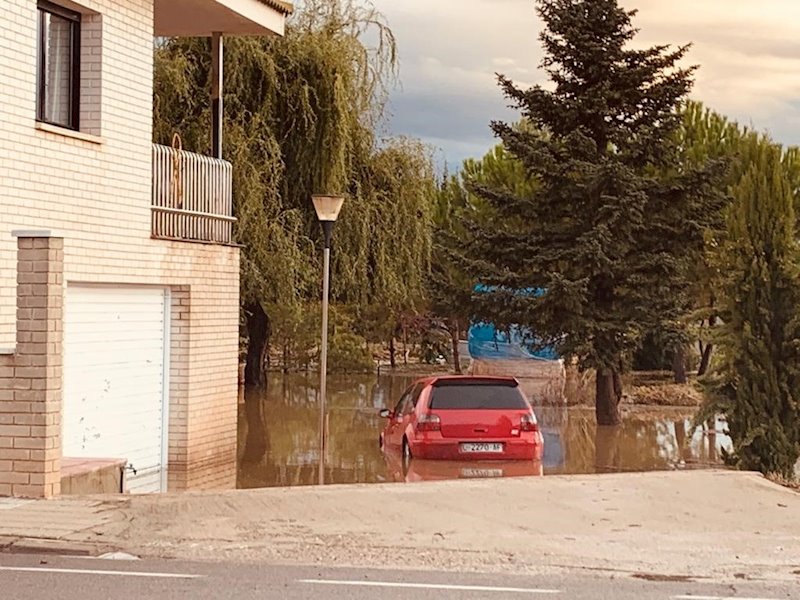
<box><xmin>0</xmin><ymin>0</ymin><xmax>240</xmax><ymax>492</ymax></box>
<box><xmin>0</xmin><ymin>235</ymin><xmax>63</xmax><ymax>498</ymax></box>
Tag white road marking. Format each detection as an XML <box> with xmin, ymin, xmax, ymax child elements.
<box><xmin>60</xmin><ymin>552</ymin><xmax>140</xmax><ymax>561</ymax></box>
<box><xmin>673</xmin><ymin>596</ymin><xmax>781</xmax><ymax>600</ymax></box>
<box><xmin>300</xmin><ymin>579</ymin><xmax>561</xmax><ymax>594</ymax></box>
<box><xmin>0</xmin><ymin>566</ymin><xmax>201</xmax><ymax>579</ymax></box>
<box><xmin>96</xmin><ymin>552</ymin><xmax>141</xmax><ymax>560</ymax></box>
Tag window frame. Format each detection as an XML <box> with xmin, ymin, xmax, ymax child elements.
<box><xmin>409</xmin><ymin>383</ymin><xmax>424</xmax><ymax>409</ymax></box>
<box><xmin>393</xmin><ymin>387</ymin><xmax>412</xmax><ymax>416</ymax></box>
<box><xmin>393</xmin><ymin>383</ymin><xmax>423</xmax><ymax>417</ymax></box>
<box><xmin>36</xmin><ymin>0</ymin><xmax>82</xmax><ymax>131</ymax></box>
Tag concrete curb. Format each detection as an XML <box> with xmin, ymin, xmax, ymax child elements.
<box><xmin>0</xmin><ymin>536</ymin><xmax>114</xmax><ymax>557</ymax></box>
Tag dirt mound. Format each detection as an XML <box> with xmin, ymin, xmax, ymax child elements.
<box><xmin>627</xmin><ymin>383</ymin><xmax>703</xmax><ymax>407</ymax></box>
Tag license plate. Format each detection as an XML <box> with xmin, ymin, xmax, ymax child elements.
<box><xmin>461</xmin><ymin>468</ymin><xmax>504</xmax><ymax>478</ymax></box>
<box><xmin>459</xmin><ymin>442</ymin><xmax>503</xmax><ymax>453</ymax></box>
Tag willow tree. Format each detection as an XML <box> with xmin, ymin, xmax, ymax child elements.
<box><xmin>344</xmin><ymin>138</ymin><xmax>435</xmax><ymax>347</ymax></box>
<box><xmin>702</xmin><ymin>140</ymin><xmax>800</xmax><ymax>478</ymax></box>
<box><xmin>464</xmin><ymin>0</ymin><xmax>724</xmax><ymax>425</ymax></box>
<box><xmin>154</xmin><ymin>1</ymin><xmax>435</xmax><ymax>383</ymax></box>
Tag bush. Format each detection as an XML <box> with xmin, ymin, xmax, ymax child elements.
<box><xmin>328</xmin><ymin>331</ymin><xmax>374</xmax><ymax>373</ymax></box>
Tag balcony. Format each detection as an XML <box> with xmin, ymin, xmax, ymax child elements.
<box><xmin>149</xmin><ymin>0</ymin><xmax>291</xmax><ymax>245</ymax></box>
<box><xmin>151</xmin><ymin>144</ymin><xmax>235</xmax><ymax>245</ymax></box>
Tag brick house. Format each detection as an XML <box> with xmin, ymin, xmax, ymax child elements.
<box><xmin>0</xmin><ymin>0</ymin><xmax>291</xmax><ymax>497</ymax></box>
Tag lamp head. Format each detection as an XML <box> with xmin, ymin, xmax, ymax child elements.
<box><xmin>312</xmin><ymin>195</ymin><xmax>345</xmax><ymax>222</ymax></box>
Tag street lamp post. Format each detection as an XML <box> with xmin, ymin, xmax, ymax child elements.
<box><xmin>312</xmin><ymin>194</ymin><xmax>344</xmax><ymax>486</ymax></box>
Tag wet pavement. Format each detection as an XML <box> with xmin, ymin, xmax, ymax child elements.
<box><xmin>236</xmin><ymin>373</ymin><xmax>732</xmax><ymax>489</ymax></box>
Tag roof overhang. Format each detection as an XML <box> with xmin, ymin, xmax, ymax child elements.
<box><xmin>154</xmin><ymin>0</ymin><xmax>292</xmax><ymax>37</ymax></box>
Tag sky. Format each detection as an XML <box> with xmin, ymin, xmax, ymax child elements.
<box><xmin>370</xmin><ymin>0</ymin><xmax>800</xmax><ymax>169</ymax></box>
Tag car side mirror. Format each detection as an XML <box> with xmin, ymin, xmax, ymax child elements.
<box><xmin>379</xmin><ymin>408</ymin><xmax>392</xmax><ymax>419</ymax></box>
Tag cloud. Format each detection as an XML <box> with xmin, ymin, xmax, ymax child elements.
<box><xmin>371</xmin><ymin>0</ymin><xmax>800</xmax><ymax>167</ymax></box>
<box><xmin>633</xmin><ymin>1</ymin><xmax>800</xmax><ymax>137</ymax></box>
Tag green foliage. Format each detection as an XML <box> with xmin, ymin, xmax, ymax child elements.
<box><xmin>270</xmin><ymin>301</ymin><xmax>321</xmax><ymax>371</ymax></box>
<box><xmin>341</xmin><ymin>137</ymin><xmax>435</xmax><ymax>312</ymax></box>
<box><xmin>637</xmin><ymin>102</ymin><xmax>746</xmax><ymax>375</ymax></box>
<box><xmin>327</xmin><ymin>331</ymin><xmax>374</xmax><ymax>373</ymax></box>
<box><xmin>701</xmin><ymin>141</ymin><xmax>800</xmax><ymax>478</ymax></box>
<box><xmin>462</xmin><ymin>142</ymin><xmax>538</xmax><ymax>200</ymax></box>
<box><xmin>677</xmin><ymin>103</ymin><xmax>800</xmax><ymax>364</ymax></box>
<box><xmin>462</xmin><ymin>0</ymin><xmax>724</xmax><ymax>421</ymax></box>
<box><xmin>326</xmin><ymin>305</ymin><xmax>374</xmax><ymax>372</ymax></box>
<box><xmin>678</xmin><ymin>101</ymin><xmax>800</xmax><ymax>205</ymax></box>
<box><xmin>429</xmin><ymin>143</ymin><xmax>533</xmax><ymax>322</ymax></box>
<box><xmin>428</xmin><ymin>173</ymin><xmax>475</xmax><ymax>329</ymax></box>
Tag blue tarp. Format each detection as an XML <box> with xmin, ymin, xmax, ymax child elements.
<box><xmin>467</xmin><ymin>322</ymin><xmax>559</xmax><ymax>360</ymax></box>
<box><xmin>468</xmin><ymin>285</ymin><xmax>559</xmax><ymax>360</ymax></box>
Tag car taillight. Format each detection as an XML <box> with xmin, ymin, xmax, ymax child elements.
<box><xmin>521</xmin><ymin>413</ymin><xmax>539</xmax><ymax>432</ymax></box>
<box><xmin>416</xmin><ymin>413</ymin><xmax>441</xmax><ymax>432</ymax></box>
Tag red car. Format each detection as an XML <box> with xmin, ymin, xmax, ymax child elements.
<box><xmin>379</xmin><ymin>376</ymin><xmax>544</xmax><ymax>462</ymax></box>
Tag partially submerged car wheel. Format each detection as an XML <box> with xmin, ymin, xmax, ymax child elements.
<box><xmin>401</xmin><ymin>437</ymin><xmax>412</xmax><ymax>477</ymax></box>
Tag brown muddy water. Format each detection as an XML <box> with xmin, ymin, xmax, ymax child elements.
<box><xmin>236</xmin><ymin>373</ymin><xmax>732</xmax><ymax>489</ymax></box>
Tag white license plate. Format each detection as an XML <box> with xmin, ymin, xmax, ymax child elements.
<box><xmin>461</xmin><ymin>468</ymin><xmax>504</xmax><ymax>478</ymax></box>
<box><xmin>459</xmin><ymin>442</ymin><xmax>503</xmax><ymax>453</ymax></box>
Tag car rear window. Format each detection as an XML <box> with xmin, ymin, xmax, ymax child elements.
<box><xmin>428</xmin><ymin>383</ymin><xmax>528</xmax><ymax>410</ymax></box>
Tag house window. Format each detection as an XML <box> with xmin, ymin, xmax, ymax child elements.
<box><xmin>36</xmin><ymin>1</ymin><xmax>81</xmax><ymax>130</ymax></box>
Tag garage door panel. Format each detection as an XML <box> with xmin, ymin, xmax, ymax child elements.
<box><xmin>67</xmin><ymin>362</ymin><xmax>166</xmax><ymax>377</ymax></box>
<box><xmin>64</xmin><ymin>286</ymin><xmax>169</xmax><ymax>493</ymax></box>
<box><xmin>66</xmin><ymin>327</ymin><xmax>165</xmax><ymax>340</ymax></box>
<box><xmin>67</xmin><ymin>331</ymin><xmax>165</xmax><ymax>343</ymax></box>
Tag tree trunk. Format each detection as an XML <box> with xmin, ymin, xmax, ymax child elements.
<box><xmin>389</xmin><ymin>336</ymin><xmax>396</xmax><ymax>369</ymax></box>
<box><xmin>450</xmin><ymin>320</ymin><xmax>462</xmax><ymax>374</ymax></box>
<box><xmin>672</xmin><ymin>344</ymin><xmax>687</xmax><ymax>384</ymax></box>
<box><xmin>697</xmin><ymin>316</ymin><xmax>716</xmax><ymax>376</ymax></box>
<box><xmin>595</xmin><ymin>368</ymin><xmax>622</xmax><ymax>426</ymax></box>
<box><xmin>402</xmin><ymin>325</ymin><xmax>408</xmax><ymax>366</ymax></box>
<box><xmin>697</xmin><ymin>343</ymin><xmax>713</xmax><ymax>376</ymax></box>
<box><xmin>245</xmin><ymin>303</ymin><xmax>269</xmax><ymax>387</ymax></box>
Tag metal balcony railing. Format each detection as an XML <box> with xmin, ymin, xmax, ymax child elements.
<box><xmin>151</xmin><ymin>144</ymin><xmax>234</xmax><ymax>245</ymax></box>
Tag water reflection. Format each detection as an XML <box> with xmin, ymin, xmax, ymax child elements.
<box><xmin>382</xmin><ymin>454</ymin><xmax>544</xmax><ymax>483</ymax></box>
<box><xmin>237</xmin><ymin>373</ymin><xmax>732</xmax><ymax>489</ymax></box>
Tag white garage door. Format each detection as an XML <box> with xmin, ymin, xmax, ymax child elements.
<box><xmin>64</xmin><ymin>286</ymin><xmax>169</xmax><ymax>493</ymax></box>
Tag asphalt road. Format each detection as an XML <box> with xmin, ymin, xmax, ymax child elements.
<box><xmin>0</xmin><ymin>554</ymin><xmax>797</xmax><ymax>600</ymax></box>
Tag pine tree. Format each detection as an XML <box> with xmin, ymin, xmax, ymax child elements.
<box><xmin>465</xmin><ymin>0</ymin><xmax>724</xmax><ymax>424</ymax></box>
<box><xmin>703</xmin><ymin>141</ymin><xmax>800</xmax><ymax>478</ymax></box>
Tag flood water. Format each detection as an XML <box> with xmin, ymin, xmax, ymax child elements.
<box><xmin>237</xmin><ymin>373</ymin><xmax>732</xmax><ymax>489</ymax></box>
